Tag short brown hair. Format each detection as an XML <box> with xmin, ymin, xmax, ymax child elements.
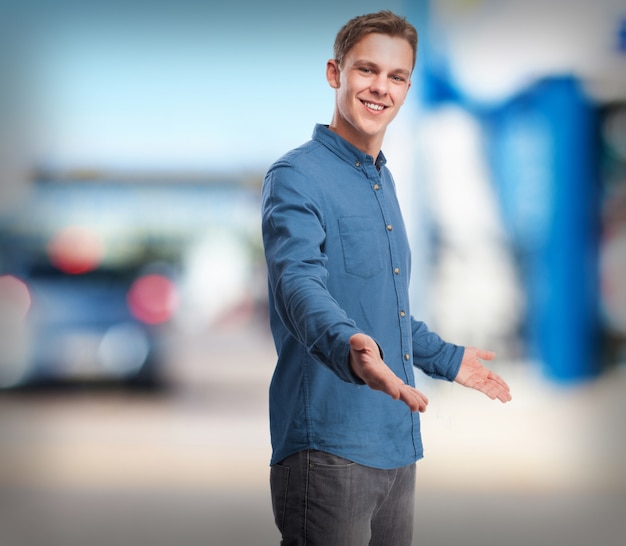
<box><xmin>333</xmin><ymin>10</ymin><xmax>418</xmax><ymax>70</ymax></box>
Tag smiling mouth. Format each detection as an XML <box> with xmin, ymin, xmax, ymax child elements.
<box><xmin>362</xmin><ymin>100</ymin><xmax>385</xmax><ymax>111</ymax></box>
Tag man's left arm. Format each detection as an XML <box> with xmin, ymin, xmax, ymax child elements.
<box><xmin>411</xmin><ymin>319</ymin><xmax>511</xmax><ymax>403</ymax></box>
<box><xmin>454</xmin><ymin>347</ymin><xmax>511</xmax><ymax>403</ymax></box>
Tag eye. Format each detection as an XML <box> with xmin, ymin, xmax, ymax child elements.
<box><xmin>359</xmin><ymin>67</ymin><xmax>373</xmax><ymax>74</ymax></box>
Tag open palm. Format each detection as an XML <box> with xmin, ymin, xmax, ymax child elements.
<box><xmin>454</xmin><ymin>347</ymin><xmax>512</xmax><ymax>403</ymax></box>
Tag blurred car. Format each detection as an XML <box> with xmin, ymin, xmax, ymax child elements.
<box><xmin>0</xmin><ymin>210</ymin><xmax>179</xmax><ymax>390</ymax></box>
<box><xmin>0</xmin><ymin>257</ymin><xmax>177</xmax><ymax>390</ymax></box>
<box><xmin>0</xmin><ymin>177</ymin><xmax>262</xmax><ymax>389</ymax></box>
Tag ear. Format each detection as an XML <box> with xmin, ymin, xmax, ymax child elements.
<box><xmin>326</xmin><ymin>59</ymin><xmax>340</xmax><ymax>89</ymax></box>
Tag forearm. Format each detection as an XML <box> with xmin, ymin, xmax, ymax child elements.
<box><xmin>411</xmin><ymin>319</ymin><xmax>464</xmax><ymax>381</ymax></box>
<box><xmin>271</xmin><ymin>272</ymin><xmax>362</xmax><ymax>381</ymax></box>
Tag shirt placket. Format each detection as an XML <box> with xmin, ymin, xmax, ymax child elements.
<box><xmin>363</xmin><ymin>160</ymin><xmax>414</xmax><ymax>383</ymax></box>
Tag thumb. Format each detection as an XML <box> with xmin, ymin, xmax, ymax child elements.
<box><xmin>475</xmin><ymin>348</ymin><xmax>496</xmax><ymax>361</ymax></box>
<box><xmin>349</xmin><ymin>333</ymin><xmax>370</xmax><ymax>352</ymax></box>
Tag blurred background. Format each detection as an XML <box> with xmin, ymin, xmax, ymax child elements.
<box><xmin>1</xmin><ymin>0</ymin><xmax>625</xmax><ymax>544</ymax></box>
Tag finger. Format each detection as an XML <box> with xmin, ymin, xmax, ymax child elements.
<box><xmin>476</xmin><ymin>349</ymin><xmax>496</xmax><ymax>361</ymax></box>
<box><xmin>496</xmin><ymin>384</ymin><xmax>512</xmax><ymax>402</ymax></box>
<box><xmin>349</xmin><ymin>334</ymin><xmax>366</xmax><ymax>352</ymax></box>
<box><xmin>398</xmin><ymin>385</ymin><xmax>428</xmax><ymax>413</ymax></box>
<box><xmin>484</xmin><ymin>381</ymin><xmax>512</xmax><ymax>403</ymax></box>
<box><xmin>365</xmin><ymin>373</ymin><xmax>402</xmax><ymax>400</ymax></box>
<box><xmin>488</xmin><ymin>371</ymin><xmax>511</xmax><ymax>392</ymax></box>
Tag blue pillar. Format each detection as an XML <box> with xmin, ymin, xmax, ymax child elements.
<box><xmin>486</xmin><ymin>77</ymin><xmax>600</xmax><ymax>382</ymax></box>
<box><xmin>404</xmin><ymin>1</ymin><xmax>601</xmax><ymax>382</ymax></box>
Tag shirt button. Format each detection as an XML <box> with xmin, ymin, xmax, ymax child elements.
<box><xmin>386</xmin><ymin>224</ymin><xmax>393</xmax><ymax>231</ymax></box>
<box><xmin>373</xmin><ymin>184</ymin><xmax>380</xmax><ymax>190</ymax></box>
<box><xmin>355</xmin><ymin>161</ymin><xmax>360</xmax><ymax>167</ymax></box>
<box><xmin>404</xmin><ymin>353</ymin><xmax>410</xmax><ymax>361</ymax></box>
<box><xmin>394</xmin><ymin>267</ymin><xmax>400</xmax><ymax>274</ymax></box>
<box><xmin>400</xmin><ymin>310</ymin><xmax>406</xmax><ymax>317</ymax></box>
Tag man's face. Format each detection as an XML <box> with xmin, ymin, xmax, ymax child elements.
<box><xmin>327</xmin><ymin>32</ymin><xmax>413</xmax><ymax>156</ymax></box>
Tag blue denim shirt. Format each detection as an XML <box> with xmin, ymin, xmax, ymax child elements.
<box><xmin>262</xmin><ymin>124</ymin><xmax>464</xmax><ymax>469</ymax></box>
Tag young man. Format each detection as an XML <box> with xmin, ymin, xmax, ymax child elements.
<box><xmin>261</xmin><ymin>10</ymin><xmax>512</xmax><ymax>546</ymax></box>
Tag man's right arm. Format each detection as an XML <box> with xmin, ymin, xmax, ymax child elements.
<box><xmin>262</xmin><ymin>163</ymin><xmax>363</xmax><ymax>384</ymax></box>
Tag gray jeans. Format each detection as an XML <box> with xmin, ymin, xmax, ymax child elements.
<box><xmin>270</xmin><ymin>449</ymin><xmax>416</xmax><ymax>546</ymax></box>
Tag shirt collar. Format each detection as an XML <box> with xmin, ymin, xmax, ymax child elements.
<box><xmin>312</xmin><ymin>124</ymin><xmax>387</xmax><ymax>170</ymax></box>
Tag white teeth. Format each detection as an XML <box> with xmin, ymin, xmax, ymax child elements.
<box><xmin>364</xmin><ymin>101</ymin><xmax>384</xmax><ymax>111</ymax></box>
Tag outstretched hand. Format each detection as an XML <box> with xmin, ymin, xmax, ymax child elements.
<box><xmin>349</xmin><ymin>333</ymin><xmax>428</xmax><ymax>412</ymax></box>
<box><xmin>454</xmin><ymin>347</ymin><xmax>512</xmax><ymax>403</ymax></box>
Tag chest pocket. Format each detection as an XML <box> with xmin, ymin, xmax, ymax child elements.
<box><xmin>338</xmin><ymin>216</ymin><xmax>386</xmax><ymax>279</ymax></box>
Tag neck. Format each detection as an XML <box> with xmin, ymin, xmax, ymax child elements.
<box><xmin>328</xmin><ymin>119</ymin><xmax>384</xmax><ymax>159</ymax></box>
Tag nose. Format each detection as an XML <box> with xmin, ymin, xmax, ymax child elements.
<box><xmin>369</xmin><ymin>73</ymin><xmax>388</xmax><ymax>96</ymax></box>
